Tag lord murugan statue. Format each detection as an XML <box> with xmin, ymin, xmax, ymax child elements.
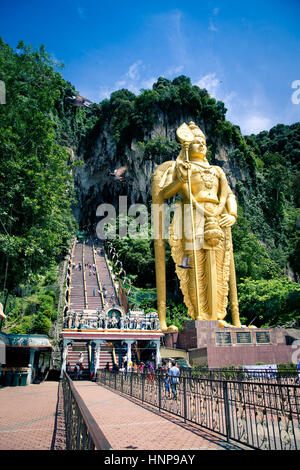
<box><xmin>152</xmin><ymin>121</ymin><xmax>241</xmax><ymax>332</ymax></box>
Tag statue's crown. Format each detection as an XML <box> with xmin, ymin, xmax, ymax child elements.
<box><xmin>188</xmin><ymin>121</ymin><xmax>206</xmax><ymax>140</ymax></box>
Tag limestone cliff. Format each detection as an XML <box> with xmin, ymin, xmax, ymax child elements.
<box><xmin>73</xmin><ymin>113</ymin><xmax>249</xmax><ymax>228</ymax></box>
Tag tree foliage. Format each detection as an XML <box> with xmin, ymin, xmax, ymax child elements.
<box><xmin>0</xmin><ymin>39</ymin><xmax>80</xmax><ymax>297</ymax></box>
<box><xmin>238</xmin><ymin>278</ymin><xmax>300</xmax><ymax>327</ymax></box>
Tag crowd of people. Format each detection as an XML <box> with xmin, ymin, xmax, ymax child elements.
<box><xmin>104</xmin><ymin>358</ymin><xmax>181</xmax><ymax>399</ymax></box>
<box><xmin>67</xmin><ymin>352</ymin><xmax>181</xmax><ymax>399</ymax></box>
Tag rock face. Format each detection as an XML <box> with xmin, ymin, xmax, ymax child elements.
<box><xmin>72</xmin><ymin>112</ymin><xmax>249</xmax><ymax>229</ymax></box>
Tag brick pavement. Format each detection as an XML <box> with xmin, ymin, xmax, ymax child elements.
<box><xmin>0</xmin><ymin>382</ymin><xmax>66</xmax><ymax>450</ymax></box>
<box><xmin>73</xmin><ymin>381</ymin><xmax>241</xmax><ymax>450</ymax></box>
<box><xmin>0</xmin><ymin>380</ymin><xmax>243</xmax><ymax>451</ymax></box>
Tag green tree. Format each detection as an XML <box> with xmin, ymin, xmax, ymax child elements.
<box><xmin>238</xmin><ymin>278</ymin><xmax>300</xmax><ymax>327</ymax></box>
<box><xmin>0</xmin><ymin>39</ymin><xmax>78</xmax><ymax>300</ymax></box>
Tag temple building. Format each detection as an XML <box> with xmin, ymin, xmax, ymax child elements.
<box><xmin>0</xmin><ymin>331</ymin><xmax>53</xmax><ymax>386</ymax></box>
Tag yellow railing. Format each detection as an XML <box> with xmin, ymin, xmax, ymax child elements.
<box><xmin>93</xmin><ymin>244</ymin><xmax>105</xmax><ymax>308</ymax></box>
<box><xmin>67</xmin><ymin>239</ymin><xmax>76</xmax><ymax>328</ymax></box>
<box><xmin>103</xmin><ymin>252</ymin><xmax>120</xmax><ymax>304</ymax></box>
<box><xmin>82</xmin><ymin>241</ymin><xmax>88</xmax><ymax>309</ymax></box>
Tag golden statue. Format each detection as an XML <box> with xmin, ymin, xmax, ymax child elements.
<box><xmin>152</xmin><ymin>122</ymin><xmax>241</xmax><ymax>332</ymax></box>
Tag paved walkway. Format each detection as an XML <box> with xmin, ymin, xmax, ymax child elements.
<box><xmin>0</xmin><ymin>382</ymin><xmax>66</xmax><ymax>450</ymax></box>
<box><xmin>0</xmin><ymin>380</ymin><xmax>243</xmax><ymax>450</ymax></box>
<box><xmin>73</xmin><ymin>381</ymin><xmax>241</xmax><ymax>450</ymax></box>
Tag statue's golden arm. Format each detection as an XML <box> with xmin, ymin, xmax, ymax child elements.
<box><xmin>160</xmin><ymin>178</ymin><xmax>182</xmax><ymax>200</ymax></box>
<box><xmin>216</xmin><ymin>168</ymin><xmax>237</xmax><ymax>227</ymax></box>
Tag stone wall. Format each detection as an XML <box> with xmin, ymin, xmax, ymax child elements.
<box><xmin>164</xmin><ymin>321</ymin><xmax>297</xmax><ymax>367</ymax></box>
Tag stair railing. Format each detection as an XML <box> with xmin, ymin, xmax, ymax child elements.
<box><xmin>82</xmin><ymin>241</ymin><xmax>88</xmax><ymax>309</ymax></box>
<box><xmin>92</xmin><ymin>244</ymin><xmax>105</xmax><ymax>309</ymax></box>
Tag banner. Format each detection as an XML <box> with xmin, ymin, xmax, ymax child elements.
<box><xmin>243</xmin><ymin>364</ymin><xmax>278</xmax><ymax>379</ymax></box>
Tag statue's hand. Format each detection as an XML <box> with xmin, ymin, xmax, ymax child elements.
<box><xmin>176</xmin><ymin>160</ymin><xmax>191</xmax><ymax>183</ymax></box>
<box><xmin>219</xmin><ymin>214</ymin><xmax>236</xmax><ymax>227</ymax></box>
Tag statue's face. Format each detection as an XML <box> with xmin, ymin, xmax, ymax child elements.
<box><xmin>189</xmin><ymin>136</ymin><xmax>207</xmax><ymax>159</ymax></box>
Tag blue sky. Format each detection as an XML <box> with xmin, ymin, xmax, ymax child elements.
<box><xmin>0</xmin><ymin>0</ymin><xmax>299</xmax><ymax>134</ymax></box>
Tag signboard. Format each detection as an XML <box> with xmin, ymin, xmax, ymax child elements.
<box><xmin>8</xmin><ymin>334</ymin><xmax>52</xmax><ymax>347</ymax></box>
<box><xmin>236</xmin><ymin>332</ymin><xmax>252</xmax><ymax>344</ymax></box>
<box><xmin>256</xmin><ymin>331</ymin><xmax>271</xmax><ymax>344</ymax></box>
<box><xmin>215</xmin><ymin>331</ymin><xmax>232</xmax><ymax>345</ymax></box>
<box><xmin>243</xmin><ymin>364</ymin><xmax>277</xmax><ymax>379</ymax></box>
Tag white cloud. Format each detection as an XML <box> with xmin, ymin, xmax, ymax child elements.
<box><xmin>226</xmin><ymin>83</ymin><xmax>276</xmax><ymax>135</ymax></box>
<box><xmin>165</xmin><ymin>65</ymin><xmax>184</xmax><ymax>77</ymax></box>
<box><xmin>159</xmin><ymin>10</ymin><xmax>189</xmax><ymax>66</ymax></box>
<box><xmin>77</xmin><ymin>6</ymin><xmax>86</xmax><ymax>20</ymax></box>
<box><xmin>97</xmin><ymin>86</ymin><xmax>115</xmax><ymax>101</ymax></box>
<box><xmin>140</xmin><ymin>77</ymin><xmax>157</xmax><ymax>90</ymax></box>
<box><xmin>209</xmin><ymin>22</ymin><xmax>218</xmax><ymax>32</ymax></box>
<box><xmin>234</xmin><ymin>114</ymin><xmax>273</xmax><ymax>135</ymax></box>
<box><xmin>126</xmin><ymin>60</ymin><xmax>143</xmax><ymax>81</ymax></box>
<box><xmin>115</xmin><ymin>80</ymin><xmax>126</xmax><ymax>88</ymax></box>
<box><xmin>225</xmin><ymin>94</ymin><xmax>275</xmax><ymax>135</ymax></box>
<box><xmin>195</xmin><ymin>73</ymin><xmax>221</xmax><ymax>97</ymax></box>
<box><xmin>93</xmin><ymin>61</ymin><xmax>157</xmax><ymax>101</ymax></box>
<box><xmin>194</xmin><ymin>74</ymin><xmax>275</xmax><ymax>135</ymax></box>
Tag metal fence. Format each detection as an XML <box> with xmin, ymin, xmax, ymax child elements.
<box><xmin>183</xmin><ymin>368</ymin><xmax>299</xmax><ymax>386</ymax></box>
<box><xmin>62</xmin><ymin>372</ymin><xmax>112</xmax><ymax>450</ymax></box>
<box><xmin>97</xmin><ymin>370</ymin><xmax>300</xmax><ymax>450</ymax></box>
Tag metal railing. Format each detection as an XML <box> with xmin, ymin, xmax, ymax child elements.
<box><xmin>182</xmin><ymin>368</ymin><xmax>299</xmax><ymax>385</ymax></box>
<box><xmin>62</xmin><ymin>372</ymin><xmax>112</xmax><ymax>450</ymax></box>
<box><xmin>97</xmin><ymin>370</ymin><xmax>300</xmax><ymax>450</ymax></box>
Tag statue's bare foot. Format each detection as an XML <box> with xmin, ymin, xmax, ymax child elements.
<box><xmin>218</xmin><ymin>320</ymin><xmax>239</xmax><ymax>328</ymax></box>
<box><xmin>160</xmin><ymin>323</ymin><xmax>178</xmax><ymax>332</ymax></box>
<box><xmin>166</xmin><ymin>324</ymin><xmax>178</xmax><ymax>332</ymax></box>
<box><xmin>218</xmin><ymin>320</ymin><xmax>229</xmax><ymax>328</ymax></box>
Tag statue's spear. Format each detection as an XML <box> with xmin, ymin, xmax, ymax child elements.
<box><xmin>176</xmin><ymin>123</ymin><xmax>201</xmax><ymax>320</ymax></box>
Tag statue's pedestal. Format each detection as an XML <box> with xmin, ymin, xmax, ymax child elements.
<box><xmin>164</xmin><ymin>321</ymin><xmax>296</xmax><ymax>367</ymax></box>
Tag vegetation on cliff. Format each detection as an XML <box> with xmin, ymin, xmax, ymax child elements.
<box><xmin>0</xmin><ymin>40</ymin><xmax>87</xmax><ymax>333</ymax></box>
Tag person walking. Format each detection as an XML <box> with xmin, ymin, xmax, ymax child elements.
<box><xmin>73</xmin><ymin>363</ymin><xmax>80</xmax><ymax>380</ymax></box>
<box><xmin>168</xmin><ymin>361</ymin><xmax>180</xmax><ymax>399</ymax></box>
<box><xmin>164</xmin><ymin>374</ymin><xmax>171</xmax><ymax>398</ymax></box>
<box><xmin>78</xmin><ymin>352</ymin><xmax>84</xmax><ymax>366</ymax></box>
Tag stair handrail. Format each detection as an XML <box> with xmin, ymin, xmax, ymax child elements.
<box><xmin>82</xmin><ymin>241</ymin><xmax>88</xmax><ymax>309</ymax></box>
<box><xmin>92</xmin><ymin>244</ymin><xmax>105</xmax><ymax>309</ymax></box>
<box><xmin>103</xmin><ymin>249</ymin><xmax>120</xmax><ymax>306</ymax></box>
